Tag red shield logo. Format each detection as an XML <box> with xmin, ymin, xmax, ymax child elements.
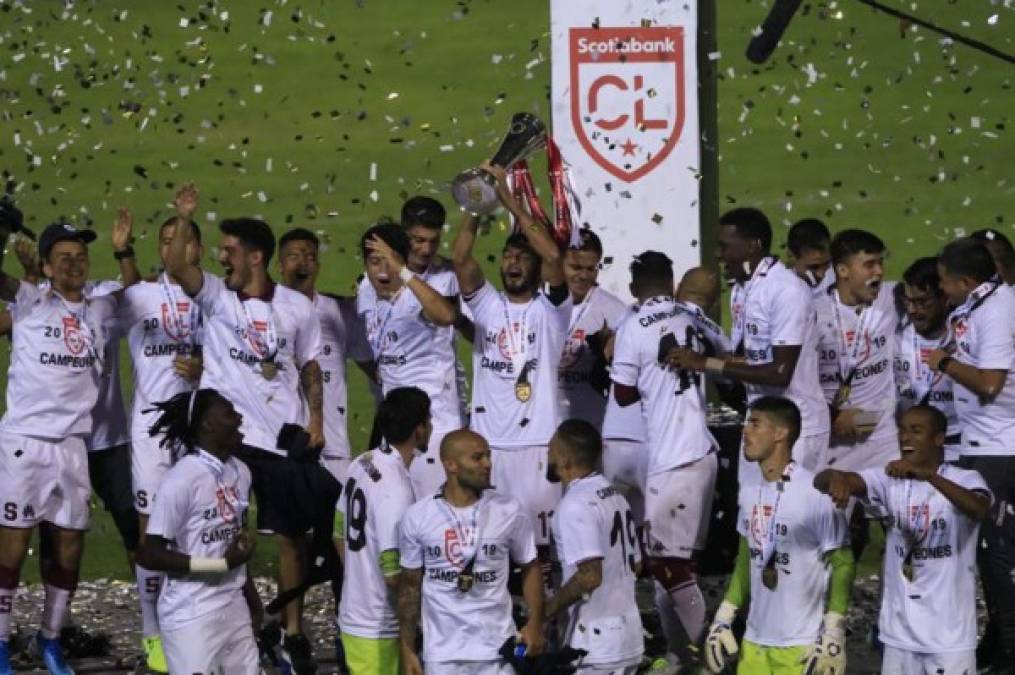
<box><xmin>62</xmin><ymin>316</ymin><xmax>85</xmax><ymax>355</ymax></box>
<box><xmin>444</xmin><ymin>528</ymin><xmax>466</xmax><ymax>569</ymax></box>
<box><xmin>570</xmin><ymin>26</ymin><xmax>685</xmax><ymax>182</ymax></box>
<box><xmin>161</xmin><ymin>301</ymin><xmax>192</xmax><ymax>342</ymax></box>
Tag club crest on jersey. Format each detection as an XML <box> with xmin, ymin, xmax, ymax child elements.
<box><xmin>444</xmin><ymin>527</ymin><xmax>474</xmax><ymax>569</ymax></box>
<box><xmin>747</xmin><ymin>504</ymin><xmax>773</xmax><ymax>548</ymax></box>
<box><xmin>161</xmin><ymin>301</ymin><xmax>193</xmax><ymax>341</ymax></box>
<box><xmin>62</xmin><ymin>316</ymin><xmax>85</xmax><ymax>355</ymax></box>
<box><xmin>495</xmin><ymin>325</ymin><xmax>536</xmax><ymax>360</ymax></box>
<box><xmin>559</xmin><ymin>329</ymin><xmax>586</xmax><ymax>368</ymax></box>
<box><xmin>216</xmin><ymin>486</ymin><xmax>241</xmax><ymax>523</ymax></box>
<box><xmin>247</xmin><ymin>320</ymin><xmax>270</xmax><ymax>356</ymax></box>
<box><xmin>844</xmin><ymin>329</ymin><xmax>872</xmax><ymax>363</ymax></box>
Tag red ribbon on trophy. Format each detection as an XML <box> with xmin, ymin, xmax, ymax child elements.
<box><xmin>507</xmin><ymin>138</ymin><xmax>583</xmax><ymax>250</ymax></box>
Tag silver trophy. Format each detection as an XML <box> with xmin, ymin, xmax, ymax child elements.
<box><xmin>451</xmin><ymin>112</ymin><xmax>548</xmax><ymax>216</ymax></box>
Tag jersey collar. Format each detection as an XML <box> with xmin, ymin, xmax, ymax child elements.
<box><xmin>237</xmin><ymin>279</ymin><xmax>277</xmax><ymax>302</ymax></box>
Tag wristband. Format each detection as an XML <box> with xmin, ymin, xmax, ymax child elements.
<box><xmin>113</xmin><ymin>246</ymin><xmax>135</xmax><ymax>260</ymax></box>
<box><xmin>936</xmin><ymin>356</ymin><xmax>953</xmax><ymax>373</ymax></box>
<box><xmin>190</xmin><ymin>556</ymin><xmax>229</xmax><ymax>573</ymax></box>
<box><xmin>704</xmin><ymin>357</ymin><xmax>725</xmax><ymax>375</ymax></box>
<box><xmin>398</xmin><ymin>266</ymin><xmax>413</xmax><ymax>283</ymax></box>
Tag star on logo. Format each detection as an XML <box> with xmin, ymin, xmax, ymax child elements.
<box><xmin>620</xmin><ymin>138</ymin><xmax>638</xmax><ymax>156</ymax></box>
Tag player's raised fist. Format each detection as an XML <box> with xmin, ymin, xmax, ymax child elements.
<box><xmin>112</xmin><ymin>207</ymin><xmax>133</xmax><ymax>252</ymax></box>
<box><xmin>174</xmin><ymin>182</ymin><xmax>199</xmax><ymax>221</ymax></box>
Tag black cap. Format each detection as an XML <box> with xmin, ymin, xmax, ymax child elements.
<box><xmin>38</xmin><ymin>222</ymin><xmax>97</xmax><ymax>259</ymax></box>
<box><xmin>0</xmin><ymin>196</ymin><xmax>37</xmax><ymax>241</ymax></box>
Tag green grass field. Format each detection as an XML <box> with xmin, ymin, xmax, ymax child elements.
<box><xmin>0</xmin><ymin>0</ymin><xmax>1011</xmax><ymax>581</ymax></box>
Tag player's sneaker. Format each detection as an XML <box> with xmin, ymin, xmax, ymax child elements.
<box><xmin>36</xmin><ymin>633</ymin><xmax>75</xmax><ymax>675</ymax></box>
<box><xmin>142</xmin><ymin>635</ymin><xmax>168</xmax><ymax>673</ymax></box>
<box><xmin>0</xmin><ymin>640</ymin><xmax>12</xmax><ymax>675</ymax></box>
<box><xmin>281</xmin><ymin>633</ymin><xmax>317</xmax><ymax>675</ymax></box>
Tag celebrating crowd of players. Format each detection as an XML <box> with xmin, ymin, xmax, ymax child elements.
<box><xmin>0</xmin><ymin>165</ymin><xmax>1013</xmax><ymax>675</ymax></box>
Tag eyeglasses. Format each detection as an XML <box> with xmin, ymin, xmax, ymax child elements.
<box><xmin>902</xmin><ymin>294</ymin><xmax>941</xmax><ymax>309</ymax></box>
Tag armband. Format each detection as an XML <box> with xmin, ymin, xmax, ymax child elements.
<box><xmin>190</xmin><ymin>557</ymin><xmax>229</xmax><ymax>573</ymax></box>
<box><xmin>379</xmin><ymin>549</ymin><xmax>401</xmax><ymax>576</ymax></box>
<box><xmin>704</xmin><ymin>357</ymin><xmax>725</xmax><ymax>375</ymax></box>
<box><xmin>114</xmin><ymin>246</ymin><xmax>135</xmax><ymax>261</ymax></box>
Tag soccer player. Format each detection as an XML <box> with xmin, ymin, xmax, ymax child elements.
<box><xmin>0</xmin><ymin>215</ymin><xmax>131</xmax><ymax>675</ymax></box>
<box><xmin>610</xmin><ymin>252</ymin><xmax>719</xmax><ymax>667</ymax></box>
<box><xmin>894</xmin><ymin>257</ymin><xmax>960</xmax><ymax>461</ymax></box>
<box><xmin>279</xmin><ymin>227</ymin><xmax>373</xmax><ymax>485</ymax></box>
<box><xmin>397</xmin><ymin>429</ymin><xmax>545</xmax><ymax>675</ymax></box>
<box><xmin>557</xmin><ymin>229</ymin><xmax>627</xmax><ymax>427</ymax></box>
<box><xmin>786</xmin><ymin>218</ymin><xmax>834</xmax><ymax>297</ymax></box>
<box><xmin>815</xmin><ymin>230</ymin><xmax>900</xmax><ymax>473</ymax></box>
<box><xmin>545</xmin><ymin>419</ymin><xmax>644</xmax><ymax>674</ymax></box>
<box><xmin>929</xmin><ymin>238</ymin><xmax>1015</xmax><ymax>669</ymax></box>
<box><xmin>971</xmin><ymin>228</ymin><xmax>1015</xmax><ymax>285</ymax></box>
<box><xmin>335</xmin><ymin>387</ymin><xmax>430</xmax><ymax>675</ymax></box>
<box><xmin>451</xmin><ymin>163</ymin><xmax>570</xmax><ymax>570</ymax></box>
<box><xmin>814</xmin><ymin>405</ymin><xmax>991</xmax><ymax>675</ymax></box>
<box><xmin>671</xmin><ymin>207</ymin><xmax>828</xmax><ymax>482</ymax></box>
<box><xmin>164</xmin><ymin>185</ymin><xmax>332</xmax><ymax>673</ymax></box>
<box><xmin>358</xmin><ymin>222</ymin><xmax>459</xmax><ymax>499</ymax></box>
<box><xmin>117</xmin><ymin>200</ymin><xmax>205</xmax><ymax>672</ymax></box>
<box><xmin>138</xmin><ymin>388</ymin><xmax>259</xmax><ymax>675</ymax></box>
<box><xmin>704</xmin><ymin>396</ymin><xmax>853</xmax><ymax>675</ymax></box>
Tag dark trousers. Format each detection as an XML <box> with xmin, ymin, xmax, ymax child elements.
<box><xmin>959</xmin><ymin>454</ymin><xmax>1015</xmax><ymax>667</ymax></box>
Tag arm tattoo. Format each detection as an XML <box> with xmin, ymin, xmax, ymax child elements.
<box><xmin>544</xmin><ymin>559</ymin><xmax>601</xmax><ymax>618</ymax></box>
<box><xmin>300</xmin><ymin>360</ymin><xmax>324</xmax><ymax>417</ymax></box>
<box><xmin>397</xmin><ymin>568</ymin><xmax>423</xmax><ymax>652</ymax></box>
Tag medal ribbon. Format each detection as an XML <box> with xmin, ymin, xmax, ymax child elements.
<box><xmin>439</xmin><ymin>494</ymin><xmax>483</xmax><ymax>571</ymax></box>
<box><xmin>899</xmin><ymin>477</ymin><xmax>933</xmax><ymax>578</ymax></box>
<box><xmin>501</xmin><ymin>296</ymin><xmax>532</xmax><ymax>378</ymax></box>
<box><xmin>159</xmin><ymin>273</ymin><xmax>199</xmax><ymax>345</ymax></box>
<box><xmin>730</xmin><ymin>256</ymin><xmax>777</xmax><ymax>353</ymax></box>
<box><xmin>238</xmin><ymin>297</ymin><xmax>278</xmax><ymax>363</ymax></box>
<box><xmin>909</xmin><ymin>327</ymin><xmax>944</xmax><ymax>405</ymax></box>
<box><xmin>194</xmin><ymin>448</ymin><xmax>250</xmax><ymax>514</ymax></box>
<box><xmin>830</xmin><ymin>290</ymin><xmax>874</xmax><ymax>394</ymax></box>
<box><xmin>52</xmin><ymin>290</ymin><xmax>104</xmax><ymax>372</ymax></box>
<box><xmin>567</xmin><ymin>286</ymin><xmax>596</xmax><ymax>337</ymax></box>
<box><xmin>367</xmin><ymin>288</ymin><xmax>404</xmax><ymax>358</ymax></box>
<box><xmin>754</xmin><ymin>462</ymin><xmax>795</xmax><ymax>570</ymax></box>
<box><xmin>946</xmin><ymin>278</ymin><xmax>999</xmax><ymax>347</ymax></box>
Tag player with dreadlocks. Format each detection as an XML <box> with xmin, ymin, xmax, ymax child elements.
<box><xmin>136</xmin><ymin>389</ymin><xmax>261</xmax><ymax>674</ymax></box>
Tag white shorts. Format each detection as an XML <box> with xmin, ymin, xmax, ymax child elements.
<box><xmin>321</xmin><ymin>454</ymin><xmax>352</xmax><ymax>486</ymax></box>
<box><xmin>825</xmin><ymin>434</ymin><xmax>899</xmax><ymax>473</ymax></box>
<box><xmin>161</xmin><ymin>594</ymin><xmax>260</xmax><ymax>675</ymax></box>
<box><xmin>131</xmin><ymin>435</ymin><xmax>174</xmax><ymax>515</ymax></box>
<box><xmin>881</xmin><ymin>644</ymin><xmax>975</xmax><ymax>675</ymax></box>
<box><xmin>602</xmin><ymin>439</ymin><xmax>648</xmax><ymax>525</ymax></box>
<box><xmin>491</xmin><ymin>445</ymin><xmax>562</xmax><ymax>546</ymax></box>
<box><xmin>426</xmin><ymin>661</ymin><xmax>513</xmax><ymax>675</ymax></box>
<box><xmin>645</xmin><ymin>452</ymin><xmax>717</xmax><ymax>557</ymax></box>
<box><xmin>410</xmin><ymin>428</ymin><xmax>452</xmax><ymax>501</ymax></box>
<box><xmin>0</xmin><ymin>432</ymin><xmax>90</xmax><ymax>530</ymax></box>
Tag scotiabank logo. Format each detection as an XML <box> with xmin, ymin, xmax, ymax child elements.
<box><xmin>570</xmin><ymin>27</ymin><xmax>685</xmax><ymax>182</ymax></box>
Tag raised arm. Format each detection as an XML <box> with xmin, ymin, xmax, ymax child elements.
<box><xmin>165</xmin><ymin>183</ymin><xmax>204</xmax><ymax>297</ymax></box>
<box><xmin>13</xmin><ymin>238</ymin><xmax>40</xmax><ymax>286</ymax></box>
<box><xmin>365</xmin><ymin>235</ymin><xmax>456</xmax><ymax>326</ymax></box>
<box><xmin>451</xmin><ymin>212</ymin><xmax>485</xmax><ymax>296</ymax></box>
<box><xmin>111</xmin><ymin>207</ymin><xmax>141</xmax><ymax>287</ymax></box>
<box><xmin>0</xmin><ymin>202</ymin><xmax>25</xmax><ymax>302</ymax></box>
<box><xmin>483</xmin><ymin>163</ymin><xmax>563</xmax><ymax>287</ymax></box>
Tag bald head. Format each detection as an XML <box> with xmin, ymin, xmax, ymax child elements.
<box><xmin>440</xmin><ymin>429</ymin><xmax>488</xmax><ymax>462</ymax></box>
<box><xmin>676</xmin><ymin>267</ymin><xmax>721</xmax><ymax>312</ymax></box>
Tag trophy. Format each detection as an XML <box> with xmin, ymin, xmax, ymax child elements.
<box><xmin>451</xmin><ymin>112</ymin><xmax>548</xmax><ymax>216</ymax></box>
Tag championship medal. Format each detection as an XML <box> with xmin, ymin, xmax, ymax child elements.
<box><xmin>457</xmin><ymin>571</ymin><xmax>475</xmax><ymax>593</ymax></box>
<box><xmin>261</xmin><ymin>360</ymin><xmax>278</xmax><ymax>380</ymax></box>
<box><xmin>762</xmin><ymin>559</ymin><xmax>779</xmax><ymax>590</ymax></box>
<box><xmin>902</xmin><ymin>550</ymin><xmax>915</xmax><ymax>582</ymax></box>
<box><xmin>832</xmin><ymin>382</ymin><xmax>851</xmax><ymax>409</ymax></box>
<box><xmin>515</xmin><ymin>381</ymin><xmax>532</xmax><ymax>403</ymax></box>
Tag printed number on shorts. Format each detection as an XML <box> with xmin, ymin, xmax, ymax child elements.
<box><xmin>0</xmin><ymin>595</ymin><xmax>11</xmax><ymax>614</ymax></box>
<box><xmin>3</xmin><ymin>502</ymin><xmax>16</xmax><ymax>521</ymax></box>
<box><xmin>344</xmin><ymin>477</ymin><xmax>368</xmax><ymax>552</ymax></box>
<box><xmin>610</xmin><ymin>509</ymin><xmax>638</xmax><ymax>573</ymax></box>
<box><xmin>144</xmin><ymin>576</ymin><xmax>161</xmax><ymax>594</ymax></box>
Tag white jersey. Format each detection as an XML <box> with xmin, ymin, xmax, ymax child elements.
<box><xmin>611</xmin><ymin>296</ymin><xmax>716</xmax><ymax>475</ymax></box>
<box><xmin>82</xmin><ymin>280</ymin><xmax>130</xmax><ymax>452</ymax></box>
<box><xmin>731</xmin><ymin>258</ymin><xmax>828</xmax><ymax>441</ymax></box>
<box><xmin>557</xmin><ymin>288</ymin><xmax>627</xmax><ymax>427</ymax></box>
<box><xmin>860</xmin><ymin>465</ymin><xmax>990</xmax><ymax>653</ymax></box>
<box><xmin>358</xmin><ymin>269</ymin><xmax>464</xmax><ymax>433</ymax></box>
<box><xmin>193</xmin><ymin>272</ymin><xmax>322</xmax><ymax>454</ymax></box>
<box><xmin>737</xmin><ymin>464</ymin><xmax>849</xmax><ymax>647</ymax></box>
<box><xmin>147</xmin><ymin>449</ymin><xmax>252</xmax><ymax>631</ymax></box>
<box><xmin>315</xmin><ymin>293</ymin><xmax>371</xmax><ymax>460</ymax></box>
<box><xmin>338</xmin><ymin>448</ymin><xmax>415</xmax><ymax>639</ymax></box>
<box><xmin>948</xmin><ymin>282</ymin><xmax>1015</xmax><ymax>457</ymax></box>
<box><xmin>399</xmin><ymin>490</ymin><xmax>537</xmax><ymax>663</ymax></box>
<box><xmin>602</xmin><ymin>309</ymin><xmax>647</xmax><ymax>443</ymax></box>
<box><xmin>120</xmin><ymin>277</ymin><xmax>202</xmax><ymax>443</ymax></box>
<box><xmin>893</xmin><ymin>324</ymin><xmax>960</xmax><ymax>453</ymax></box>
<box><xmin>815</xmin><ymin>283</ymin><xmax>900</xmax><ymax>447</ymax></box>
<box><xmin>551</xmin><ymin>474</ymin><xmax>643</xmax><ymax>665</ymax></box>
<box><xmin>466</xmin><ymin>282</ymin><xmax>572</xmax><ymax>448</ymax></box>
<box><xmin>1</xmin><ymin>281</ymin><xmax>118</xmax><ymax>440</ymax></box>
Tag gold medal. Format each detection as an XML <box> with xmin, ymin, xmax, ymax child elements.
<box><xmin>515</xmin><ymin>381</ymin><xmax>532</xmax><ymax>403</ymax></box>
<box><xmin>832</xmin><ymin>383</ymin><xmax>851</xmax><ymax>409</ymax></box>
<box><xmin>902</xmin><ymin>551</ymin><xmax>915</xmax><ymax>582</ymax></box>
<box><xmin>261</xmin><ymin>360</ymin><xmax>278</xmax><ymax>380</ymax></box>
<box><xmin>762</xmin><ymin>563</ymin><xmax>778</xmax><ymax>590</ymax></box>
<box><xmin>457</xmin><ymin>572</ymin><xmax>474</xmax><ymax>593</ymax></box>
